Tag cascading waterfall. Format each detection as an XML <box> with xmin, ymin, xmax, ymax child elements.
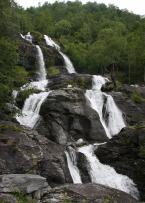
<box><xmin>36</xmin><ymin>45</ymin><xmax>47</xmax><ymax>81</ymax></box>
<box><xmin>16</xmin><ymin>35</ymin><xmax>50</xmax><ymax>128</ymax></box>
<box><xmin>65</xmin><ymin>146</ymin><xmax>82</xmax><ymax>184</ymax></box>
<box><xmin>78</xmin><ymin>144</ymin><xmax>139</xmax><ymax>199</ymax></box>
<box><xmin>85</xmin><ymin>75</ymin><xmax>126</xmax><ymax>138</ymax></box>
<box><xmin>16</xmin><ymin>92</ymin><xmax>50</xmax><ymax>128</ymax></box>
<box><xmin>18</xmin><ymin>33</ymin><xmax>139</xmax><ymax>199</ymax></box>
<box><xmin>44</xmin><ymin>35</ymin><xmax>76</xmax><ymax>74</ymax></box>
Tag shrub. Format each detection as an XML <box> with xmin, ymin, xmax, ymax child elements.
<box><xmin>47</xmin><ymin>66</ymin><xmax>60</xmax><ymax>77</ymax></box>
<box><xmin>12</xmin><ymin>66</ymin><xmax>29</xmax><ymax>87</ymax></box>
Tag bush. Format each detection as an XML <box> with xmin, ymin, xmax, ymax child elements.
<box><xmin>12</xmin><ymin>66</ymin><xmax>29</xmax><ymax>87</ymax></box>
<box><xmin>31</xmin><ymin>31</ymin><xmax>44</xmax><ymax>44</ymax></box>
<box><xmin>47</xmin><ymin>66</ymin><xmax>60</xmax><ymax>77</ymax></box>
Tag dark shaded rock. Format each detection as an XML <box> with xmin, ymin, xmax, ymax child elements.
<box><xmin>0</xmin><ymin>121</ymin><xmax>72</xmax><ymax>186</ymax></box>
<box><xmin>77</xmin><ymin>152</ymin><xmax>91</xmax><ymax>183</ymax></box>
<box><xmin>18</xmin><ymin>39</ymin><xmax>37</xmax><ymax>78</ymax></box>
<box><xmin>41</xmin><ymin>184</ymin><xmax>138</xmax><ymax>203</ymax></box>
<box><xmin>38</xmin><ymin>88</ymin><xmax>108</xmax><ymax>144</ymax></box>
<box><xmin>96</xmin><ymin>127</ymin><xmax>145</xmax><ymax>201</ymax></box>
<box><xmin>110</xmin><ymin>91</ymin><xmax>145</xmax><ymax>125</ymax></box>
<box><xmin>101</xmin><ymin>81</ymin><xmax>114</xmax><ymax>92</ymax></box>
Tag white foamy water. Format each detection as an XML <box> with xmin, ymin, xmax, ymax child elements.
<box><xmin>78</xmin><ymin>144</ymin><xmax>139</xmax><ymax>199</ymax></box>
<box><xmin>85</xmin><ymin>75</ymin><xmax>125</xmax><ymax>138</ymax></box>
<box><xmin>21</xmin><ymin>80</ymin><xmax>48</xmax><ymax>92</ymax></box>
<box><xmin>59</xmin><ymin>51</ymin><xmax>76</xmax><ymax>74</ymax></box>
<box><xmin>44</xmin><ymin>35</ymin><xmax>60</xmax><ymax>50</ymax></box>
<box><xmin>16</xmin><ymin>91</ymin><xmax>50</xmax><ymax>128</ymax></box>
<box><xmin>20</xmin><ymin>32</ymin><xmax>33</xmax><ymax>43</ymax></box>
<box><xmin>65</xmin><ymin>146</ymin><xmax>82</xmax><ymax>184</ymax></box>
<box><xmin>44</xmin><ymin>35</ymin><xmax>76</xmax><ymax>74</ymax></box>
<box><xmin>36</xmin><ymin>45</ymin><xmax>47</xmax><ymax>80</ymax></box>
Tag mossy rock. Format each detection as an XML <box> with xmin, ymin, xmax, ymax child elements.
<box><xmin>0</xmin><ymin>123</ymin><xmax>22</xmax><ymax>133</ymax></box>
<box><xmin>47</xmin><ymin>66</ymin><xmax>61</xmax><ymax>77</ymax></box>
<box><xmin>31</xmin><ymin>31</ymin><xmax>44</xmax><ymax>45</ymax></box>
<box><xmin>131</xmin><ymin>90</ymin><xmax>145</xmax><ymax>104</ymax></box>
<box><xmin>68</xmin><ymin>76</ymin><xmax>91</xmax><ymax>89</ymax></box>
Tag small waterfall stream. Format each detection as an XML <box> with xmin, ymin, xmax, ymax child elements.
<box><xmin>16</xmin><ymin>33</ymin><xmax>50</xmax><ymax>128</ymax></box>
<box><xmin>65</xmin><ymin>146</ymin><xmax>82</xmax><ymax>184</ymax></box>
<box><xmin>85</xmin><ymin>75</ymin><xmax>126</xmax><ymax>138</ymax></box>
<box><xmin>44</xmin><ymin>35</ymin><xmax>76</xmax><ymax>74</ymax></box>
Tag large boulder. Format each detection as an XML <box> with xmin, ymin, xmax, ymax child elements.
<box><xmin>41</xmin><ymin>184</ymin><xmax>138</xmax><ymax>203</ymax></box>
<box><xmin>38</xmin><ymin>88</ymin><xmax>108</xmax><ymax>144</ymax></box>
<box><xmin>0</xmin><ymin>121</ymin><xmax>72</xmax><ymax>186</ymax></box>
<box><xmin>0</xmin><ymin>174</ymin><xmax>48</xmax><ymax>194</ymax></box>
<box><xmin>96</xmin><ymin>127</ymin><xmax>145</xmax><ymax>201</ymax></box>
<box><xmin>48</xmin><ymin>73</ymin><xmax>92</xmax><ymax>90</ymax></box>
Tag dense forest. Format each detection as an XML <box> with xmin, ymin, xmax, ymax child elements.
<box><xmin>0</xmin><ymin>0</ymin><xmax>145</xmax><ymax>107</ymax></box>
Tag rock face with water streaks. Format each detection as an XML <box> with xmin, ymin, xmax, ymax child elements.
<box><xmin>0</xmin><ymin>121</ymin><xmax>72</xmax><ymax>186</ymax></box>
<box><xmin>37</xmin><ymin>88</ymin><xmax>108</xmax><ymax>144</ymax></box>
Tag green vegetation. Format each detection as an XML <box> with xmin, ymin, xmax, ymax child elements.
<box><xmin>62</xmin><ymin>192</ymin><xmax>72</xmax><ymax>203</ymax></box>
<box><xmin>0</xmin><ymin>123</ymin><xmax>22</xmax><ymax>133</ymax></box>
<box><xmin>14</xmin><ymin>192</ymin><xmax>36</xmax><ymax>203</ymax></box>
<box><xmin>1</xmin><ymin>0</ymin><xmax>145</xmax><ymax>109</ymax></box>
<box><xmin>131</xmin><ymin>91</ymin><xmax>145</xmax><ymax>104</ymax></box>
<box><xmin>47</xmin><ymin>66</ymin><xmax>60</xmax><ymax>77</ymax></box>
<box><xmin>69</xmin><ymin>77</ymin><xmax>91</xmax><ymax>89</ymax></box>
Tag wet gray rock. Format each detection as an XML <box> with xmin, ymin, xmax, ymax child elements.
<box><xmin>38</xmin><ymin>88</ymin><xmax>108</xmax><ymax>144</ymax></box>
<box><xmin>0</xmin><ymin>121</ymin><xmax>72</xmax><ymax>186</ymax></box>
<box><xmin>0</xmin><ymin>174</ymin><xmax>49</xmax><ymax>194</ymax></box>
<box><xmin>96</xmin><ymin>127</ymin><xmax>145</xmax><ymax>201</ymax></box>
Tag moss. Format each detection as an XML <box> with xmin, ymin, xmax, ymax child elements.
<box><xmin>0</xmin><ymin>124</ymin><xmax>22</xmax><ymax>133</ymax></box>
<box><xmin>13</xmin><ymin>192</ymin><xmax>36</xmax><ymax>203</ymax></box>
<box><xmin>68</xmin><ymin>77</ymin><xmax>91</xmax><ymax>89</ymax></box>
<box><xmin>129</xmin><ymin>124</ymin><xmax>145</xmax><ymax>130</ymax></box>
<box><xmin>47</xmin><ymin>66</ymin><xmax>60</xmax><ymax>77</ymax></box>
<box><xmin>62</xmin><ymin>193</ymin><xmax>72</xmax><ymax>203</ymax></box>
<box><xmin>115</xmin><ymin>80</ymin><xmax>122</xmax><ymax>91</ymax></box>
<box><xmin>104</xmin><ymin>195</ymin><xmax>112</xmax><ymax>203</ymax></box>
<box><xmin>31</xmin><ymin>31</ymin><xmax>44</xmax><ymax>44</ymax></box>
<box><xmin>139</xmin><ymin>146</ymin><xmax>145</xmax><ymax>159</ymax></box>
<box><xmin>13</xmin><ymin>66</ymin><xmax>29</xmax><ymax>87</ymax></box>
<box><xmin>131</xmin><ymin>91</ymin><xmax>145</xmax><ymax>104</ymax></box>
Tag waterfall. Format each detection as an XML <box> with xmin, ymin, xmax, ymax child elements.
<box><xmin>85</xmin><ymin>75</ymin><xmax>125</xmax><ymax>138</ymax></box>
<box><xmin>16</xmin><ymin>92</ymin><xmax>50</xmax><ymax>128</ymax></box>
<box><xmin>78</xmin><ymin>144</ymin><xmax>139</xmax><ymax>200</ymax></box>
<box><xmin>59</xmin><ymin>51</ymin><xmax>76</xmax><ymax>74</ymax></box>
<box><xmin>44</xmin><ymin>35</ymin><xmax>76</xmax><ymax>74</ymax></box>
<box><xmin>16</xmin><ymin>34</ymin><xmax>49</xmax><ymax>128</ymax></box>
<box><xmin>65</xmin><ymin>146</ymin><xmax>82</xmax><ymax>184</ymax></box>
<box><xmin>36</xmin><ymin>45</ymin><xmax>47</xmax><ymax>81</ymax></box>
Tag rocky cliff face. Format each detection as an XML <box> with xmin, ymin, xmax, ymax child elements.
<box><xmin>0</xmin><ymin>34</ymin><xmax>145</xmax><ymax>203</ymax></box>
